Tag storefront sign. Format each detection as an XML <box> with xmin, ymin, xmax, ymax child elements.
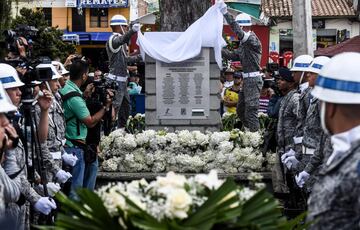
<box><xmin>156</xmin><ymin>49</ymin><xmax>210</xmax><ymax>120</ymax></box>
<box><xmin>65</xmin><ymin>0</ymin><xmax>77</xmax><ymax>7</ymax></box>
<box><xmin>77</xmin><ymin>0</ymin><xmax>128</xmax><ymax>8</ymax></box>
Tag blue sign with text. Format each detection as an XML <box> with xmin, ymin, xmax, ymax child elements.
<box><xmin>78</xmin><ymin>0</ymin><xmax>128</xmax><ymax>8</ymax></box>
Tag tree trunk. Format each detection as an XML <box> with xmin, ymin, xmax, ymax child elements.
<box><xmin>159</xmin><ymin>0</ymin><xmax>212</xmax><ymax>31</ymax></box>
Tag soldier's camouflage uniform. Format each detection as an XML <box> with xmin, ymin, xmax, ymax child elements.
<box><xmin>294</xmin><ymin>96</ymin><xmax>320</xmax><ymax>172</ymax></box>
<box><xmin>106</xmin><ymin>28</ymin><xmax>141</xmax><ymax>128</ymax></box>
<box><xmin>307</xmin><ymin>139</ymin><xmax>360</xmax><ymax>229</ymax></box>
<box><xmin>2</xmin><ymin>140</ymin><xmax>41</xmax><ymax>229</ymax></box>
<box><xmin>0</xmin><ymin>166</ymin><xmax>21</xmax><ymax>216</ymax></box>
<box><xmin>222</xmin><ymin>13</ymin><xmax>263</xmax><ymax>132</ymax></box>
<box><xmin>273</xmin><ymin>89</ymin><xmax>299</xmax><ymax>193</ymax></box>
<box><xmin>34</xmin><ymin>95</ymin><xmax>65</xmax><ymax>183</ymax></box>
<box><xmin>294</xmin><ymin>87</ymin><xmax>312</xmax><ymax>151</ymax></box>
<box><xmin>277</xmin><ymin>89</ymin><xmax>299</xmax><ymax>155</ymax></box>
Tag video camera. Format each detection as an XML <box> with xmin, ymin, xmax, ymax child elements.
<box><xmin>90</xmin><ymin>78</ymin><xmax>118</xmax><ymax>104</ymax></box>
<box><xmin>3</xmin><ymin>25</ymin><xmax>38</xmax><ymax>55</ymax></box>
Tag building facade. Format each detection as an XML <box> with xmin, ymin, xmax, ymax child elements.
<box><xmin>12</xmin><ymin>0</ymin><xmax>130</xmax><ymax>70</ymax></box>
<box><xmin>261</xmin><ymin>0</ymin><xmax>360</xmax><ymax>65</ymax></box>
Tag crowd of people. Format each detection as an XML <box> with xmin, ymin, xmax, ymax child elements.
<box><xmin>0</xmin><ymin>1</ymin><xmax>359</xmax><ymax>229</ymax></box>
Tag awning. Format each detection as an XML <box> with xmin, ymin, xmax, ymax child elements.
<box><xmin>227</xmin><ymin>2</ymin><xmax>260</xmax><ymax>19</ymax></box>
<box><xmin>62</xmin><ymin>31</ymin><xmax>112</xmax><ymax>43</ymax></box>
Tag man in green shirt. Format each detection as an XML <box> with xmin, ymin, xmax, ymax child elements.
<box><xmin>60</xmin><ymin>58</ymin><xmax>112</xmax><ymax>199</ymax></box>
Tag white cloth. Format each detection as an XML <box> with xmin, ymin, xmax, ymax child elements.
<box><xmin>136</xmin><ymin>4</ymin><xmax>226</xmax><ymax>68</ymax></box>
<box><xmin>327</xmin><ymin>125</ymin><xmax>360</xmax><ymax>165</ymax></box>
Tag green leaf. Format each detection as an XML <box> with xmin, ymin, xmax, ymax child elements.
<box><xmin>183</xmin><ymin>178</ymin><xmax>239</xmax><ymax>228</ymax></box>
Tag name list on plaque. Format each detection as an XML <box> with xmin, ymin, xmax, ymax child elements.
<box><xmin>156</xmin><ymin>49</ymin><xmax>210</xmax><ymax>119</ymax></box>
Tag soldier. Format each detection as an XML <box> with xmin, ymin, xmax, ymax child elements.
<box><xmin>34</xmin><ymin>64</ymin><xmax>75</xmax><ymax>188</ymax></box>
<box><xmin>0</xmin><ymin>64</ymin><xmax>56</xmax><ymax>229</ymax></box>
<box><xmin>276</xmin><ymin>68</ymin><xmax>299</xmax><ymax>156</ymax></box>
<box><xmin>279</xmin><ymin>56</ymin><xmax>331</xmax><ymax>189</ymax></box>
<box><xmin>307</xmin><ymin>52</ymin><xmax>360</xmax><ymax>229</ymax></box>
<box><xmin>280</xmin><ymin>55</ymin><xmax>313</xmax><ymax>167</ymax></box>
<box><xmin>106</xmin><ymin>14</ymin><xmax>141</xmax><ymax>128</ymax></box>
<box><xmin>283</xmin><ymin>57</ymin><xmax>329</xmax><ymax>172</ymax></box>
<box><xmin>272</xmin><ymin>68</ymin><xmax>299</xmax><ymax>195</ymax></box>
<box><xmin>0</xmin><ymin>82</ymin><xmax>20</xmax><ymax>219</ymax></box>
<box><xmin>218</xmin><ymin>1</ymin><xmax>263</xmax><ymax>132</ymax></box>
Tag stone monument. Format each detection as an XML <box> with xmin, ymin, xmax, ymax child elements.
<box><xmin>145</xmin><ymin>48</ymin><xmax>222</xmax><ymax>132</ymax></box>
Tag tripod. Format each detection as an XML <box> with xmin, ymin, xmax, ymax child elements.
<box><xmin>20</xmin><ymin>93</ymin><xmax>54</xmax><ymax>225</ymax></box>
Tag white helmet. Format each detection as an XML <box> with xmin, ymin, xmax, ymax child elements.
<box><xmin>306</xmin><ymin>56</ymin><xmax>331</xmax><ymax>74</ymax></box>
<box><xmin>0</xmin><ymin>63</ymin><xmax>24</xmax><ymax>89</ymax></box>
<box><xmin>290</xmin><ymin>54</ymin><xmax>313</xmax><ymax>72</ymax></box>
<box><xmin>0</xmin><ymin>82</ymin><xmax>17</xmax><ymax>113</ymax></box>
<box><xmin>312</xmin><ymin>52</ymin><xmax>360</xmax><ymax>104</ymax></box>
<box><xmin>235</xmin><ymin>13</ymin><xmax>252</xmax><ymax>26</ymax></box>
<box><xmin>52</xmin><ymin>61</ymin><xmax>69</xmax><ymax>75</ymax></box>
<box><xmin>36</xmin><ymin>63</ymin><xmax>62</xmax><ymax>80</ymax></box>
<box><xmin>110</xmin><ymin>15</ymin><xmax>128</xmax><ymax>26</ymax></box>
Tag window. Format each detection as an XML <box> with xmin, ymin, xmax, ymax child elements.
<box><xmin>37</xmin><ymin>8</ymin><xmax>52</xmax><ymax>26</ymax></box>
<box><xmin>90</xmin><ymin>8</ymin><xmax>108</xmax><ymax>28</ymax></box>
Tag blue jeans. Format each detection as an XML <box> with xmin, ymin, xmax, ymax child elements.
<box><xmin>83</xmin><ymin>157</ymin><xmax>98</xmax><ymax>191</ymax></box>
<box><xmin>64</xmin><ymin>146</ymin><xmax>85</xmax><ymax>200</ymax></box>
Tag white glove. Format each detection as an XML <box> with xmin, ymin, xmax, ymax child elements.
<box><xmin>62</xmin><ymin>152</ymin><xmax>78</xmax><ymax>167</ymax></box>
<box><xmin>281</xmin><ymin>149</ymin><xmax>296</xmax><ymax>163</ymax></box>
<box><xmin>295</xmin><ymin>171</ymin><xmax>310</xmax><ymax>188</ymax></box>
<box><xmin>284</xmin><ymin>156</ymin><xmax>299</xmax><ymax>170</ymax></box>
<box><xmin>34</xmin><ymin>197</ymin><xmax>57</xmax><ymax>215</ymax></box>
<box><xmin>216</xmin><ymin>0</ymin><xmax>228</xmax><ymax>14</ymax></box>
<box><xmin>47</xmin><ymin>182</ymin><xmax>61</xmax><ymax>197</ymax></box>
<box><xmin>56</xmin><ymin>169</ymin><xmax>72</xmax><ymax>184</ymax></box>
<box><xmin>132</xmin><ymin>23</ymin><xmax>141</xmax><ymax>32</ymax></box>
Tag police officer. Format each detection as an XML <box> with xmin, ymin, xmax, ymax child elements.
<box><xmin>307</xmin><ymin>52</ymin><xmax>360</xmax><ymax>229</ymax></box>
<box><xmin>218</xmin><ymin>1</ymin><xmax>263</xmax><ymax>132</ymax></box>
<box><xmin>0</xmin><ymin>64</ymin><xmax>56</xmax><ymax>229</ymax></box>
<box><xmin>106</xmin><ymin>14</ymin><xmax>141</xmax><ymax>128</ymax></box>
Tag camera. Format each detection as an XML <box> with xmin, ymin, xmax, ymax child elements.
<box><xmin>89</xmin><ymin>78</ymin><xmax>118</xmax><ymax>104</ymax></box>
<box><xmin>3</xmin><ymin>25</ymin><xmax>38</xmax><ymax>55</ymax></box>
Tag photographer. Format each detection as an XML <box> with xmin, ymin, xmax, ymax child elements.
<box><xmin>0</xmin><ymin>64</ymin><xmax>57</xmax><ymax>229</ymax></box>
<box><xmin>59</xmin><ymin>58</ymin><xmax>113</xmax><ymax>199</ymax></box>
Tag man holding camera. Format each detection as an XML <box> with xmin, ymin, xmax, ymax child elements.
<box><xmin>106</xmin><ymin>15</ymin><xmax>141</xmax><ymax>128</ymax></box>
<box><xmin>60</xmin><ymin>58</ymin><xmax>113</xmax><ymax>200</ymax></box>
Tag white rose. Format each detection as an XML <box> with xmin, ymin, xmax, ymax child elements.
<box><xmin>165</xmin><ymin>188</ymin><xmax>192</xmax><ymax>219</ymax></box>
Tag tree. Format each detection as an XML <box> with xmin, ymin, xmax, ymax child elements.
<box><xmin>159</xmin><ymin>0</ymin><xmax>212</xmax><ymax>31</ymax></box>
<box><xmin>11</xmin><ymin>8</ymin><xmax>76</xmax><ymax>61</ymax></box>
<box><xmin>0</xmin><ymin>0</ymin><xmax>12</xmax><ymax>58</ymax></box>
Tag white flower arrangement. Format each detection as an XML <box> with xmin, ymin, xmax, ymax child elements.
<box><xmin>97</xmin><ymin>171</ymin><xmax>256</xmax><ymax>222</ymax></box>
<box><xmin>100</xmin><ymin>129</ymin><xmax>273</xmax><ymax>173</ymax></box>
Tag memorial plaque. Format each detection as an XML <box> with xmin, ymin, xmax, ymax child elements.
<box><xmin>156</xmin><ymin>49</ymin><xmax>210</xmax><ymax>119</ymax></box>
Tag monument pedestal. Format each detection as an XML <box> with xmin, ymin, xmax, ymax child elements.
<box><xmin>145</xmin><ymin>48</ymin><xmax>222</xmax><ymax>132</ymax></box>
